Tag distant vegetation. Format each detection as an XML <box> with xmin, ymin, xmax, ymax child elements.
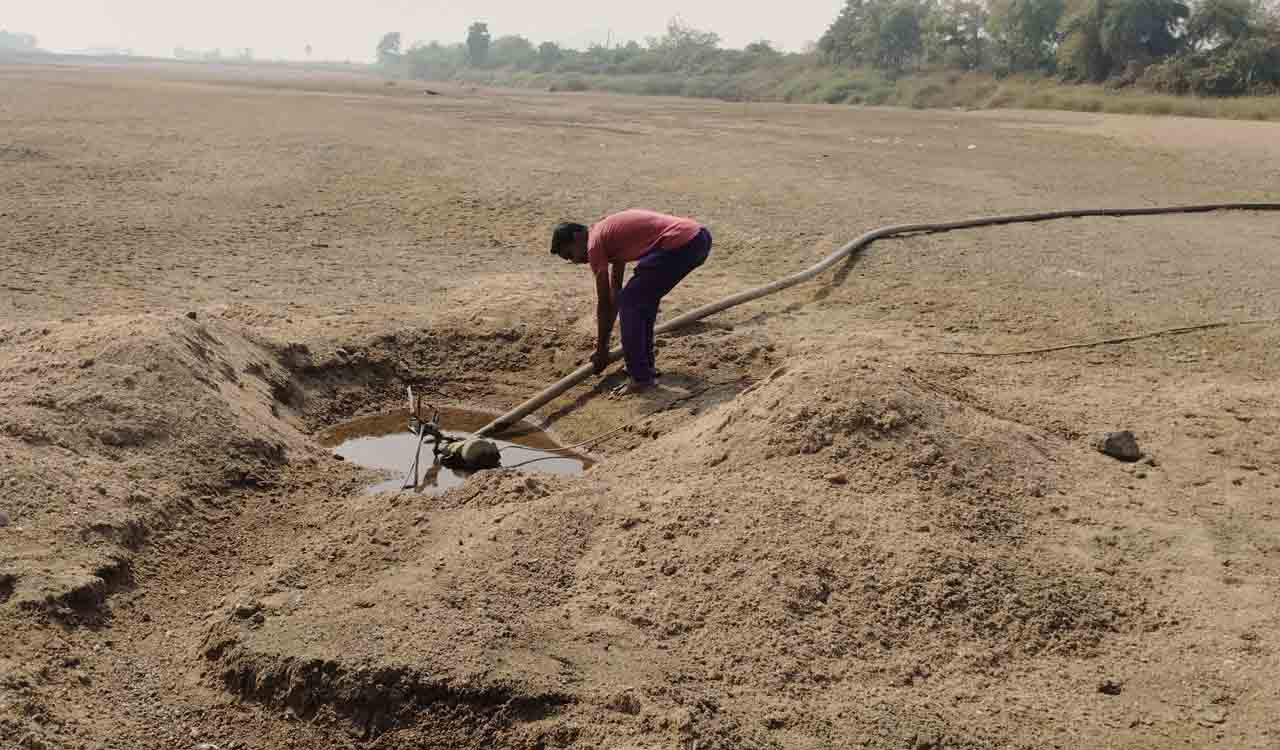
<box><xmin>378</xmin><ymin>1</ymin><xmax>1280</xmax><ymax>119</ymax></box>
<box><xmin>175</xmin><ymin>47</ymin><xmax>255</xmax><ymax>62</ymax></box>
<box><xmin>0</xmin><ymin>30</ymin><xmax>40</xmax><ymax>52</ymax></box>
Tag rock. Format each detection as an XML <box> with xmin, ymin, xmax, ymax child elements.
<box><xmin>195</xmin><ymin>744</ymin><xmax>220</xmax><ymax>750</ymax></box>
<box><xmin>1197</xmin><ymin>707</ymin><xmax>1227</xmax><ymax>726</ymax></box>
<box><xmin>0</xmin><ymin>511</ymin><xmax>10</xmax><ymax>527</ymax></box>
<box><xmin>1091</xmin><ymin>431</ymin><xmax>1141</xmax><ymax>462</ymax></box>
<box><xmin>824</xmin><ymin>472</ymin><xmax>849</xmax><ymax>485</ymax></box>
<box><xmin>232</xmin><ymin>599</ymin><xmax>260</xmax><ymax>619</ymax></box>
<box><xmin>913</xmin><ymin>445</ymin><xmax>944</xmax><ymax>467</ymax></box>
<box><xmin>661</xmin><ymin>561</ymin><xmax>679</xmax><ymax>576</ymax></box>
<box><xmin>186</xmin><ymin>311</ymin><xmax>198</xmax><ymax>320</ymax></box>
<box><xmin>1098</xmin><ymin>678</ymin><xmax>1124</xmax><ymax>696</ymax></box>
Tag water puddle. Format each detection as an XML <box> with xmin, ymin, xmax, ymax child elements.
<box><xmin>318</xmin><ymin>407</ymin><xmax>589</xmax><ymax>494</ymax></box>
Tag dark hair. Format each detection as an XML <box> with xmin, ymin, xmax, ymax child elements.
<box><xmin>550</xmin><ymin>222</ymin><xmax>587</xmax><ymax>256</ymax></box>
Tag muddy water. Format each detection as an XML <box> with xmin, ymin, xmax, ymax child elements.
<box><xmin>318</xmin><ymin>407</ymin><xmax>589</xmax><ymax>494</ymax></box>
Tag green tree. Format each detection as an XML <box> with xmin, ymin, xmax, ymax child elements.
<box><xmin>575</xmin><ymin>43</ymin><xmax>611</xmax><ymax>72</ymax></box>
<box><xmin>490</xmin><ymin>35</ymin><xmax>537</xmax><ymax>68</ymax></box>
<box><xmin>537</xmin><ymin>41</ymin><xmax>563</xmax><ymax>70</ymax></box>
<box><xmin>819</xmin><ymin>0</ymin><xmax>880</xmax><ymax>66</ymax></box>
<box><xmin>819</xmin><ymin>0</ymin><xmax>929</xmax><ymax>72</ymax></box>
<box><xmin>466</xmin><ymin>22</ymin><xmax>492</xmax><ymax>66</ymax></box>
<box><xmin>1101</xmin><ymin>0</ymin><xmax>1189</xmax><ymax>63</ymax></box>
<box><xmin>988</xmin><ymin>0</ymin><xmax>1066</xmax><ymax>71</ymax></box>
<box><xmin>405</xmin><ymin>41</ymin><xmax>466</xmax><ymax>79</ymax></box>
<box><xmin>1143</xmin><ymin>0</ymin><xmax>1278</xmax><ymax>94</ymax></box>
<box><xmin>1057</xmin><ymin>0</ymin><xmax>1188</xmax><ymax>81</ymax></box>
<box><xmin>377</xmin><ymin>32</ymin><xmax>402</xmax><ymax>65</ymax></box>
<box><xmin>926</xmin><ymin>0</ymin><xmax>991</xmax><ymax>69</ymax></box>
<box><xmin>618</xmin><ymin>40</ymin><xmax>646</xmax><ymax>61</ymax></box>
<box><xmin>745</xmin><ymin>39</ymin><xmax>780</xmax><ymax>56</ymax></box>
<box><xmin>881</xmin><ymin>3</ymin><xmax>926</xmax><ymax>70</ymax></box>
<box><xmin>647</xmin><ymin>17</ymin><xmax>722</xmax><ymax>72</ymax></box>
<box><xmin>1186</xmin><ymin>0</ymin><xmax>1258</xmax><ymax>47</ymax></box>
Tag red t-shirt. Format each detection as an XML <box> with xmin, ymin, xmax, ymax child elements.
<box><xmin>587</xmin><ymin>210</ymin><xmax>702</xmax><ymax>278</ymax></box>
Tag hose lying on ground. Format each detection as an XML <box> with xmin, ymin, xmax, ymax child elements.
<box><xmin>476</xmin><ymin>202</ymin><xmax>1280</xmax><ymax>437</ymax></box>
<box><xmin>931</xmin><ymin>317</ymin><xmax>1280</xmax><ymax>357</ymax></box>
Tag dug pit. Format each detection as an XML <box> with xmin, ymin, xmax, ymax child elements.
<box><xmin>318</xmin><ymin>407</ymin><xmax>590</xmax><ymax>494</ymax></box>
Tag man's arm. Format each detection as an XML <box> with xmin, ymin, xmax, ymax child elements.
<box><xmin>592</xmin><ymin>263</ymin><xmax>624</xmax><ymax>372</ymax></box>
<box><xmin>610</xmin><ymin>260</ymin><xmax>625</xmax><ymax>300</ymax></box>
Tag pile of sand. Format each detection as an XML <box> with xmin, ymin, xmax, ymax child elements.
<box><xmin>199</xmin><ymin>353</ymin><xmax>1152</xmax><ymax>748</ymax></box>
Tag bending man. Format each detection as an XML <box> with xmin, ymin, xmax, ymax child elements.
<box><xmin>550</xmin><ymin>209</ymin><xmax>712</xmax><ymax>395</ymax></box>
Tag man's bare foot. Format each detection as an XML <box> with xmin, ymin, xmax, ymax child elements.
<box><xmin>610</xmin><ymin>381</ymin><xmax>655</xmax><ymax>398</ymax></box>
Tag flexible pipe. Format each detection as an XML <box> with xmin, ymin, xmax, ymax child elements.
<box><xmin>476</xmin><ymin>202</ymin><xmax>1280</xmax><ymax>437</ymax></box>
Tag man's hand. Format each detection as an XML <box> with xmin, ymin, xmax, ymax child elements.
<box><xmin>591</xmin><ymin>349</ymin><xmax>609</xmax><ymax>375</ymax></box>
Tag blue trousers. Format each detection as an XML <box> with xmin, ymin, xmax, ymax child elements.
<box><xmin>617</xmin><ymin>228</ymin><xmax>712</xmax><ymax>384</ymax></box>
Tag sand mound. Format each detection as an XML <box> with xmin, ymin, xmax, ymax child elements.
<box><xmin>0</xmin><ymin>315</ymin><xmax>313</xmax><ymax>619</ymax></box>
<box><xmin>201</xmin><ymin>353</ymin><xmax>1151</xmax><ymax>748</ymax></box>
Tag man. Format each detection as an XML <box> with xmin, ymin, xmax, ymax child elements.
<box><xmin>550</xmin><ymin>209</ymin><xmax>712</xmax><ymax>395</ymax></box>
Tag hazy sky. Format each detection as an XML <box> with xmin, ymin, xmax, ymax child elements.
<box><xmin>6</xmin><ymin>1</ymin><xmax>842</xmax><ymax>59</ymax></box>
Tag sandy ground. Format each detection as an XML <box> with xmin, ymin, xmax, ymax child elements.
<box><xmin>2</xmin><ymin>61</ymin><xmax>1279</xmax><ymax>749</ymax></box>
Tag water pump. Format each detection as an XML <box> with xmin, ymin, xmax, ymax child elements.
<box><xmin>406</xmin><ymin>387</ymin><xmax>501</xmax><ymax>471</ymax></box>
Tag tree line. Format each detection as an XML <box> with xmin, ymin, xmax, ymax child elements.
<box><xmin>377</xmin><ymin>20</ymin><xmax>774</xmax><ymax>82</ymax></box>
<box><xmin>819</xmin><ymin>0</ymin><xmax>1280</xmax><ymax>94</ymax></box>
<box><xmin>377</xmin><ymin>0</ymin><xmax>1280</xmax><ymax>98</ymax></box>
<box><xmin>175</xmin><ymin>47</ymin><xmax>255</xmax><ymax>62</ymax></box>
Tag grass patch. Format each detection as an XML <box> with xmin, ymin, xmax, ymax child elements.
<box><xmin>458</xmin><ymin>66</ymin><xmax>1280</xmax><ymax>122</ymax></box>
<box><xmin>973</xmin><ymin>76</ymin><xmax>1280</xmax><ymax>120</ymax></box>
